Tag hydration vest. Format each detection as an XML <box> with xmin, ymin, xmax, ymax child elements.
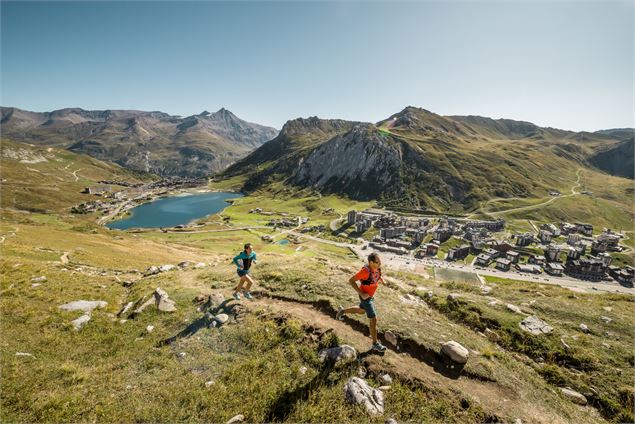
<box><xmin>360</xmin><ymin>265</ymin><xmax>381</xmax><ymax>286</ymax></box>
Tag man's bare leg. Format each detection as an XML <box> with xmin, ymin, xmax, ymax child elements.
<box><xmin>243</xmin><ymin>274</ymin><xmax>255</xmax><ymax>292</ymax></box>
<box><xmin>369</xmin><ymin>317</ymin><xmax>378</xmax><ymax>344</ymax></box>
<box><xmin>233</xmin><ymin>276</ymin><xmax>247</xmax><ymax>294</ymax></box>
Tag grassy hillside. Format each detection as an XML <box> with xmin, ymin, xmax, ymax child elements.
<box><xmin>1</xmin><ymin>139</ymin><xmax>156</xmax><ymax>213</ymax></box>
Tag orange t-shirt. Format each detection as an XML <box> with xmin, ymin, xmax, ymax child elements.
<box><xmin>354</xmin><ymin>266</ymin><xmax>382</xmax><ymax>298</ymax></box>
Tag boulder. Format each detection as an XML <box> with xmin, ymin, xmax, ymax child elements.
<box><xmin>384</xmin><ymin>331</ymin><xmax>398</xmax><ymax>347</ymax></box>
<box><xmin>519</xmin><ymin>316</ymin><xmax>553</xmax><ymax>335</ymax></box>
<box><xmin>441</xmin><ymin>340</ymin><xmax>469</xmax><ymax>364</ymax></box>
<box><xmin>71</xmin><ymin>313</ymin><xmax>91</xmax><ymax>331</ymax></box>
<box><xmin>319</xmin><ymin>345</ymin><xmax>357</xmax><ymax>364</ymax></box>
<box><xmin>343</xmin><ymin>377</ymin><xmax>384</xmax><ymax>416</ymax></box>
<box><xmin>59</xmin><ymin>300</ymin><xmax>107</xmax><ymax>313</ymax></box>
<box><xmin>559</xmin><ymin>387</ymin><xmax>587</xmax><ymax>405</ymax></box>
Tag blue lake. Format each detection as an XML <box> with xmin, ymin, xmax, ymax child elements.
<box><xmin>106</xmin><ymin>192</ymin><xmax>242</xmax><ymax>230</ymax></box>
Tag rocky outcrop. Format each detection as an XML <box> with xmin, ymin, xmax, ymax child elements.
<box><xmin>59</xmin><ymin>300</ymin><xmax>107</xmax><ymax>313</ymax></box>
<box><xmin>559</xmin><ymin>387</ymin><xmax>588</xmax><ymax>405</ymax></box>
<box><xmin>343</xmin><ymin>377</ymin><xmax>384</xmax><ymax>416</ymax></box>
<box><xmin>520</xmin><ymin>316</ymin><xmax>553</xmax><ymax>335</ymax></box>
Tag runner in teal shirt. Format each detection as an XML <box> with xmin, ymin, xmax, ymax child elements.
<box><xmin>232</xmin><ymin>243</ymin><xmax>257</xmax><ymax>300</ymax></box>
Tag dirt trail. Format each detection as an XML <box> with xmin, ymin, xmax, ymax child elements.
<box><xmin>244</xmin><ymin>294</ymin><xmax>573</xmax><ymax>424</ymax></box>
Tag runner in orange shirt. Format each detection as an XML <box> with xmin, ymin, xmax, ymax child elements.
<box><xmin>336</xmin><ymin>252</ymin><xmax>387</xmax><ymax>352</ymax></box>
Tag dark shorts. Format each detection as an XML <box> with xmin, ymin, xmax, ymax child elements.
<box><xmin>237</xmin><ymin>269</ymin><xmax>250</xmax><ymax>277</ymax></box>
<box><xmin>358</xmin><ymin>296</ymin><xmax>377</xmax><ymax>319</ymax></box>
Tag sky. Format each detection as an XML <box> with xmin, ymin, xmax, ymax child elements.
<box><xmin>1</xmin><ymin>1</ymin><xmax>633</xmax><ymax>131</ymax></box>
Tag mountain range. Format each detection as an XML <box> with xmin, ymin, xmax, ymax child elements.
<box><xmin>0</xmin><ymin>107</ymin><xmax>278</xmax><ymax>177</ymax></box>
<box><xmin>223</xmin><ymin>107</ymin><xmax>633</xmax><ymax>211</ymax></box>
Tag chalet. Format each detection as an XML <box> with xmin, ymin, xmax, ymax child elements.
<box><xmin>545</xmin><ymin>262</ymin><xmax>564</xmax><ymax>276</ymax></box>
<box><xmin>539</xmin><ymin>230</ymin><xmax>553</xmax><ymax>244</ymax></box>
<box><xmin>495</xmin><ymin>258</ymin><xmax>512</xmax><ymax>271</ymax></box>
<box><xmin>528</xmin><ymin>254</ymin><xmax>546</xmax><ymax>266</ymax></box>
<box><xmin>566</xmin><ymin>258</ymin><xmax>607</xmax><ymax>281</ymax></box>
<box><xmin>475</xmin><ymin>253</ymin><xmax>492</xmax><ymax>266</ymax></box>
<box><xmin>516</xmin><ymin>264</ymin><xmax>542</xmax><ymax>274</ymax></box>
<box><xmin>516</xmin><ymin>233</ymin><xmax>534</xmax><ymax>247</ymax></box>
<box><xmin>506</xmin><ymin>250</ymin><xmax>520</xmax><ymax>263</ymax></box>
<box><xmin>447</xmin><ymin>244</ymin><xmax>470</xmax><ymax>261</ymax></box>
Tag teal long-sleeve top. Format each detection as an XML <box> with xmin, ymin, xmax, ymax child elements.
<box><xmin>233</xmin><ymin>251</ymin><xmax>257</xmax><ymax>270</ymax></box>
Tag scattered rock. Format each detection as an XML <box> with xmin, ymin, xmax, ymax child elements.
<box><xmin>159</xmin><ymin>264</ymin><xmax>176</xmax><ymax>272</ymax></box>
<box><xmin>384</xmin><ymin>331</ymin><xmax>398</xmax><ymax>347</ymax></box>
<box><xmin>71</xmin><ymin>313</ymin><xmax>91</xmax><ymax>331</ymax></box>
<box><xmin>226</xmin><ymin>414</ymin><xmax>244</xmax><ymax>424</ymax></box>
<box><xmin>59</xmin><ymin>300</ymin><xmax>107</xmax><ymax>313</ymax></box>
<box><xmin>194</xmin><ymin>262</ymin><xmax>206</xmax><ymax>269</ymax></box>
<box><xmin>385</xmin><ymin>418</ymin><xmax>398</xmax><ymax>424</ymax></box>
<box><xmin>600</xmin><ymin>316</ymin><xmax>612</xmax><ymax>324</ymax></box>
<box><xmin>299</xmin><ymin>366</ymin><xmax>308</xmax><ymax>375</ymax></box>
<box><xmin>519</xmin><ymin>316</ymin><xmax>553</xmax><ymax>335</ymax></box>
<box><xmin>487</xmin><ymin>300</ymin><xmax>499</xmax><ymax>306</ymax></box>
<box><xmin>579</xmin><ymin>324</ymin><xmax>590</xmax><ymax>334</ymax></box>
<box><xmin>379</xmin><ymin>373</ymin><xmax>392</xmax><ymax>385</ymax></box>
<box><xmin>378</xmin><ymin>386</ymin><xmax>392</xmax><ymax>391</ymax></box>
<box><xmin>441</xmin><ymin>340</ymin><xmax>469</xmax><ymax>364</ymax></box>
<box><xmin>343</xmin><ymin>377</ymin><xmax>384</xmax><ymax>416</ymax></box>
<box><xmin>177</xmin><ymin>352</ymin><xmax>186</xmax><ymax>358</ymax></box>
<box><xmin>155</xmin><ymin>288</ymin><xmax>177</xmax><ymax>312</ymax></box>
<box><xmin>31</xmin><ymin>283</ymin><xmax>41</xmax><ymax>288</ymax></box>
<box><xmin>484</xmin><ymin>328</ymin><xmax>499</xmax><ymax>342</ymax></box>
<box><xmin>602</xmin><ymin>306</ymin><xmax>612</xmax><ymax>312</ymax></box>
<box><xmin>31</xmin><ymin>276</ymin><xmax>47</xmax><ymax>283</ymax></box>
<box><xmin>117</xmin><ymin>302</ymin><xmax>134</xmax><ymax>317</ymax></box>
<box><xmin>447</xmin><ymin>293</ymin><xmax>461</xmax><ymax>301</ymax></box>
<box><xmin>561</xmin><ymin>338</ymin><xmax>571</xmax><ymax>350</ymax></box>
<box><xmin>144</xmin><ymin>266</ymin><xmax>160</xmax><ymax>276</ymax></box>
<box><xmin>559</xmin><ymin>387</ymin><xmax>587</xmax><ymax>405</ymax></box>
<box><xmin>601</xmin><ymin>342</ymin><xmax>611</xmax><ymax>349</ymax></box>
<box><xmin>480</xmin><ymin>285</ymin><xmax>492</xmax><ymax>295</ymax></box>
<box><xmin>213</xmin><ymin>313</ymin><xmax>229</xmax><ymax>325</ymax></box>
<box><xmin>178</xmin><ymin>261</ymin><xmax>191</xmax><ymax>269</ymax></box>
<box><xmin>506</xmin><ymin>304</ymin><xmax>522</xmax><ymax>314</ymax></box>
<box><xmin>205</xmin><ymin>380</ymin><xmax>215</xmax><ymax>387</ymax></box>
<box><xmin>146</xmin><ymin>325</ymin><xmax>155</xmax><ymax>334</ymax></box>
<box><xmin>319</xmin><ymin>345</ymin><xmax>357</xmax><ymax>364</ymax></box>
<box><xmin>15</xmin><ymin>352</ymin><xmax>36</xmax><ymax>358</ymax></box>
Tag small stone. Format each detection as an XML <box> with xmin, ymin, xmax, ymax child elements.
<box><xmin>205</xmin><ymin>380</ymin><xmax>215</xmax><ymax>387</ymax></box>
<box><xmin>447</xmin><ymin>293</ymin><xmax>461</xmax><ymax>301</ymax></box>
<box><xmin>144</xmin><ymin>266</ymin><xmax>160</xmax><ymax>276</ymax></box>
<box><xmin>15</xmin><ymin>352</ymin><xmax>36</xmax><ymax>358</ymax></box>
<box><xmin>487</xmin><ymin>300</ymin><xmax>499</xmax><ymax>306</ymax></box>
<box><xmin>561</xmin><ymin>338</ymin><xmax>571</xmax><ymax>350</ymax></box>
<box><xmin>146</xmin><ymin>325</ymin><xmax>155</xmax><ymax>333</ymax></box>
<box><xmin>379</xmin><ymin>373</ymin><xmax>392</xmax><ymax>385</ymax></box>
<box><xmin>379</xmin><ymin>386</ymin><xmax>392</xmax><ymax>391</ymax></box>
<box><xmin>177</xmin><ymin>352</ymin><xmax>186</xmax><ymax>358</ymax></box>
<box><xmin>600</xmin><ymin>316</ymin><xmax>612</xmax><ymax>324</ymax></box>
<box><xmin>71</xmin><ymin>313</ymin><xmax>91</xmax><ymax>331</ymax></box>
<box><xmin>213</xmin><ymin>313</ymin><xmax>230</xmax><ymax>325</ymax></box>
<box><xmin>299</xmin><ymin>366</ymin><xmax>308</xmax><ymax>375</ymax></box>
<box><xmin>194</xmin><ymin>262</ymin><xmax>206</xmax><ymax>269</ymax></box>
<box><xmin>125</xmin><ymin>385</ymin><xmax>132</xmax><ymax>390</ymax></box>
<box><xmin>602</xmin><ymin>306</ymin><xmax>612</xmax><ymax>312</ymax></box>
<box><xmin>579</xmin><ymin>324</ymin><xmax>590</xmax><ymax>334</ymax></box>
<box><xmin>119</xmin><ymin>319</ymin><xmax>127</xmax><ymax>324</ymax></box>
<box><xmin>357</xmin><ymin>366</ymin><xmax>367</xmax><ymax>378</ymax></box>
<box><xmin>31</xmin><ymin>283</ymin><xmax>41</xmax><ymax>288</ymax></box>
<box><xmin>226</xmin><ymin>414</ymin><xmax>244</xmax><ymax>424</ymax></box>
<box><xmin>178</xmin><ymin>261</ymin><xmax>191</xmax><ymax>269</ymax></box>
<box><xmin>31</xmin><ymin>276</ymin><xmax>47</xmax><ymax>283</ymax></box>
<box><xmin>506</xmin><ymin>304</ymin><xmax>522</xmax><ymax>314</ymax></box>
<box><xmin>441</xmin><ymin>340</ymin><xmax>469</xmax><ymax>364</ymax></box>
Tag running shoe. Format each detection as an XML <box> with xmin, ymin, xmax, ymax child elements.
<box><xmin>336</xmin><ymin>306</ymin><xmax>345</xmax><ymax>321</ymax></box>
<box><xmin>244</xmin><ymin>291</ymin><xmax>253</xmax><ymax>300</ymax></box>
<box><xmin>232</xmin><ymin>292</ymin><xmax>241</xmax><ymax>301</ymax></box>
<box><xmin>372</xmin><ymin>342</ymin><xmax>387</xmax><ymax>352</ymax></box>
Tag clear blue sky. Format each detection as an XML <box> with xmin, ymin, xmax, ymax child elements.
<box><xmin>1</xmin><ymin>1</ymin><xmax>633</xmax><ymax>131</ymax></box>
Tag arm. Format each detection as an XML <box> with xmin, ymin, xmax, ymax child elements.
<box><xmin>233</xmin><ymin>253</ymin><xmax>244</xmax><ymax>269</ymax></box>
<box><xmin>252</xmin><ymin>252</ymin><xmax>257</xmax><ymax>264</ymax></box>
<box><xmin>348</xmin><ymin>275</ymin><xmax>369</xmax><ymax>299</ymax></box>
